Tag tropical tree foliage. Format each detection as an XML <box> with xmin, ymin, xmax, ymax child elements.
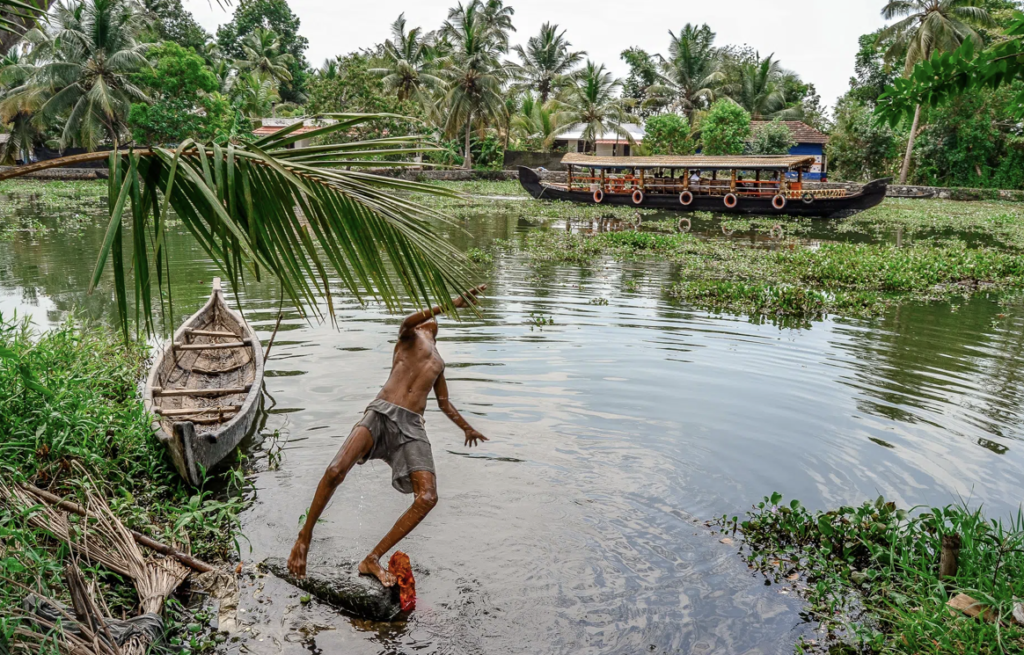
<box><xmin>641</xmin><ymin>112</ymin><xmax>693</xmax><ymax>155</ymax></box>
<box><xmin>141</xmin><ymin>0</ymin><xmax>210</xmax><ymax>51</ymax></box>
<box><xmin>236</xmin><ymin>27</ymin><xmax>294</xmax><ymax>85</ymax></box>
<box><xmin>216</xmin><ymin>0</ymin><xmax>309</xmax><ymax>102</ymax></box>
<box><xmin>127</xmin><ymin>42</ymin><xmax>236</xmax><ymax>145</ymax></box>
<box><xmin>619</xmin><ymin>46</ymin><xmax>658</xmax><ymax>117</ymax></box>
<box><xmin>371</xmin><ymin>13</ymin><xmax>443</xmax><ymax>104</ymax></box>
<box><xmin>558</xmin><ymin>60</ymin><xmax>634</xmax><ymax>147</ymax></box>
<box><xmin>510</xmin><ymin>91</ymin><xmax>569</xmax><ymax>150</ymax></box>
<box><xmin>0</xmin><ymin>0</ymin><xmax>53</xmax><ymax>55</ymax></box>
<box><xmin>722</xmin><ymin>53</ymin><xmax>803</xmax><ymax>120</ymax></box>
<box><xmin>699</xmin><ymin>99</ymin><xmax>750</xmax><ymax>155</ymax></box>
<box><xmin>647</xmin><ymin>23</ymin><xmax>722</xmax><ymax>123</ymax></box>
<box><xmin>439</xmin><ymin>0</ymin><xmax>511</xmax><ymax>168</ymax></box>
<box><xmin>512</xmin><ymin>22</ymin><xmax>583</xmax><ymax>103</ymax></box>
<box><xmin>28</xmin><ymin>0</ymin><xmax>150</xmax><ymax>150</ymax></box>
<box><xmin>828</xmin><ymin>97</ymin><xmax>900</xmax><ymax>181</ymax></box>
<box><xmin>748</xmin><ymin>118</ymin><xmax>796</xmax><ymax>155</ymax></box>
<box><xmin>878</xmin><ymin>0</ymin><xmax>994</xmax><ymax>183</ymax></box>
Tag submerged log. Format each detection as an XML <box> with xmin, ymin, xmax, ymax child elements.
<box><xmin>261</xmin><ymin>557</ymin><xmax>404</xmax><ymax>621</ymax></box>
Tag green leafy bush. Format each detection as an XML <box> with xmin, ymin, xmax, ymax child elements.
<box><xmin>719</xmin><ymin>494</ymin><xmax>1024</xmax><ymax>654</ymax></box>
<box><xmin>128</xmin><ymin>42</ymin><xmax>236</xmax><ymax>145</ymax></box>
<box><xmin>699</xmin><ymin>100</ymin><xmax>751</xmax><ymax>155</ymax></box>
<box><xmin>643</xmin><ymin>113</ymin><xmax>694</xmax><ymax>155</ymax></box>
<box><xmin>748</xmin><ymin>119</ymin><xmax>796</xmax><ymax>155</ymax></box>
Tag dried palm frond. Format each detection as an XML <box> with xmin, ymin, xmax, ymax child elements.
<box><xmin>0</xmin><ymin>479</ymin><xmax>189</xmax><ymax>615</ymax></box>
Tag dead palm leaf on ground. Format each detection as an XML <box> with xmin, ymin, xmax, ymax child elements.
<box><xmin>0</xmin><ymin>478</ymin><xmax>189</xmax><ymax>614</ymax></box>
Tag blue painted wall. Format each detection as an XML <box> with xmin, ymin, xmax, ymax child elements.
<box><xmin>786</xmin><ymin>143</ymin><xmax>826</xmax><ymax>181</ymax></box>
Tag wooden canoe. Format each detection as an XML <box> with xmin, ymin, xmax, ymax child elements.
<box><xmin>143</xmin><ymin>278</ymin><xmax>264</xmax><ymax>486</ymax></box>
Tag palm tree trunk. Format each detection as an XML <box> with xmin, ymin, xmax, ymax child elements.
<box><xmin>898</xmin><ymin>104</ymin><xmax>921</xmax><ymax>186</ymax></box>
<box><xmin>464</xmin><ymin>112</ymin><xmax>473</xmax><ymax>170</ymax></box>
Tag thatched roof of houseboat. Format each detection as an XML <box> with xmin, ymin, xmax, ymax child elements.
<box><xmin>561</xmin><ymin>153</ymin><xmax>817</xmax><ymax>171</ymax></box>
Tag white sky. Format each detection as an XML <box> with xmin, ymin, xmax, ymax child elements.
<box><xmin>186</xmin><ymin>0</ymin><xmax>891</xmax><ymax>111</ymax></box>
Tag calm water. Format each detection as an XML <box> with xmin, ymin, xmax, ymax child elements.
<box><xmin>3</xmin><ymin>191</ymin><xmax>1024</xmax><ymax>654</ymax></box>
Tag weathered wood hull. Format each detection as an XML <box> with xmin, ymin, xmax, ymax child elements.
<box><xmin>518</xmin><ymin>167</ymin><xmax>888</xmax><ymax>218</ymax></box>
<box><xmin>143</xmin><ymin>279</ymin><xmax>264</xmax><ymax>486</ymax></box>
<box><xmin>261</xmin><ymin>558</ymin><xmax>404</xmax><ymax>621</ymax></box>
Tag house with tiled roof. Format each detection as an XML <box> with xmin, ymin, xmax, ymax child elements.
<box><xmin>252</xmin><ymin>118</ymin><xmax>335</xmax><ymax>149</ymax></box>
<box><xmin>750</xmin><ymin>121</ymin><xmax>829</xmax><ymax>181</ymax></box>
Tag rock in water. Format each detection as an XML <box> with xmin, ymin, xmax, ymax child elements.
<box><xmin>261</xmin><ymin>558</ymin><xmax>404</xmax><ymax>621</ymax></box>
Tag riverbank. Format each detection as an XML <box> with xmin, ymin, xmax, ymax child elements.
<box><xmin>0</xmin><ymin>314</ymin><xmax>243</xmax><ymax>641</ymax></box>
<box><xmin>715</xmin><ymin>495</ymin><xmax>1024</xmax><ymax>654</ymax></box>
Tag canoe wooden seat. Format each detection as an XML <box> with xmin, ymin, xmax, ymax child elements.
<box><xmin>185</xmin><ymin>328</ymin><xmax>241</xmax><ymax>339</ymax></box>
<box><xmin>152</xmin><ymin>385</ymin><xmax>252</xmax><ymax>398</ymax></box>
<box><xmin>154</xmin><ymin>405</ymin><xmax>242</xmax><ymax>417</ymax></box>
<box><xmin>174</xmin><ymin>340</ymin><xmax>251</xmax><ymax>351</ymax></box>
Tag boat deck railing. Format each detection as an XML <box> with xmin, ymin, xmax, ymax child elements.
<box><xmin>559</xmin><ymin>175</ymin><xmax>848</xmax><ymax>199</ymax></box>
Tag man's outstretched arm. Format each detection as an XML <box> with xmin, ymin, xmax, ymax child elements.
<box><xmin>398</xmin><ymin>285</ymin><xmax>487</xmax><ymax>339</ymax></box>
<box><xmin>434</xmin><ymin>372</ymin><xmax>488</xmax><ymax>447</ymax></box>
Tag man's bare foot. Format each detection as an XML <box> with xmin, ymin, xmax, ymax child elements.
<box><xmin>288</xmin><ymin>537</ymin><xmax>309</xmax><ymax>579</ymax></box>
<box><xmin>359</xmin><ymin>555</ymin><xmax>397</xmax><ymax>587</ymax></box>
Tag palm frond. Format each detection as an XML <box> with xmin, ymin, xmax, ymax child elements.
<box><xmin>0</xmin><ymin>115</ymin><xmax>476</xmax><ymax>337</ymax></box>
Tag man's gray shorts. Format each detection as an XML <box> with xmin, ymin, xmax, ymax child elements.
<box><xmin>356</xmin><ymin>399</ymin><xmax>436</xmax><ymax>494</ymax></box>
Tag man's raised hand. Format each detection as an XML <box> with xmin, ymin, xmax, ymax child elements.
<box><xmin>464</xmin><ymin>428</ymin><xmax>489</xmax><ymax>448</ymax></box>
<box><xmin>453</xmin><ymin>284</ymin><xmax>487</xmax><ymax>309</ymax></box>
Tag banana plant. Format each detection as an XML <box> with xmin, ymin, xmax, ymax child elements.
<box><xmin>0</xmin><ymin>114</ymin><xmax>475</xmax><ymax>341</ymax></box>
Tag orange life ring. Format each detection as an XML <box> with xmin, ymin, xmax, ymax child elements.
<box><xmin>680</xmin><ymin>190</ymin><xmax>694</xmax><ymax>206</ymax></box>
<box><xmin>723</xmin><ymin>193</ymin><xmax>738</xmax><ymax>209</ymax></box>
<box><xmin>771</xmin><ymin>194</ymin><xmax>787</xmax><ymax>210</ymax></box>
<box><xmin>632</xmin><ymin>189</ymin><xmax>644</xmax><ymax>205</ymax></box>
<box><xmin>593</xmin><ymin>189</ymin><xmax>604</xmax><ymax>203</ymax></box>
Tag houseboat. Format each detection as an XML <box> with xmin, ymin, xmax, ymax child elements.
<box><xmin>518</xmin><ymin>154</ymin><xmax>887</xmax><ymax>218</ymax></box>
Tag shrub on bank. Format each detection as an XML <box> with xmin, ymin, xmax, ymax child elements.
<box><xmin>717</xmin><ymin>495</ymin><xmax>1024</xmax><ymax>654</ymax></box>
<box><xmin>0</xmin><ymin>314</ymin><xmax>244</xmax><ymax>618</ymax></box>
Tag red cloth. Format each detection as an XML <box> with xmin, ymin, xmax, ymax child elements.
<box><xmin>388</xmin><ymin>551</ymin><xmax>416</xmax><ymax>611</ymax></box>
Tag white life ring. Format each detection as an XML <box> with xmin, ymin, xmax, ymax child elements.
<box><xmin>593</xmin><ymin>189</ymin><xmax>604</xmax><ymax>203</ymax></box>
<box><xmin>680</xmin><ymin>190</ymin><xmax>694</xmax><ymax>206</ymax></box>
<box><xmin>632</xmin><ymin>189</ymin><xmax>644</xmax><ymax>205</ymax></box>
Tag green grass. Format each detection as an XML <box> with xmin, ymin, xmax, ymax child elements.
<box><xmin>715</xmin><ymin>494</ymin><xmax>1024</xmax><ymax>654</ymax></box>
<box><xmin>0</xmin><ymin>313</ymin><xmax>244</xmax><ymax>627</ymax></box>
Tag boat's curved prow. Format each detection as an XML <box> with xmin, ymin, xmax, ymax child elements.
<box><xmin>857</xmin><ymin>178</ymin><xmax>890</xmax><ymax>211</ymax></box>
<box><xmin>517</xmin><ymin>166</ymin><xmax>545</xmax><ymax>199</ymax></box>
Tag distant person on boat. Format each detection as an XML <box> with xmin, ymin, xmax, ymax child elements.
<box><xmin>287</xmin><ymin>286</ymin><xmax>490</xmax><ymax>587</ymax></box>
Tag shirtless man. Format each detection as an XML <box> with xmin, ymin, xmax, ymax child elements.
<box><xmin>287</xmin><ymin>285</ymin><xmax>489</xmax><ymax>586</ymax></box>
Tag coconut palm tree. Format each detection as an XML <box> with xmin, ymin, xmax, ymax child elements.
<box><xmin>511</xmin><ymin>91</ymin><xmax>569</xmax><ymax>150</ymax></box>
<box><xmin>512</xmin><ymin>22</ymin><xmax>584</xmax><ymax>103</ymax></box>
<box><xmin>558</xmin><ymin>60</ymin><xmax>634</xmax><ymax>149</ymax></box>
<box><xmin>647</xmin><ymin>24</ymin><xmax>723</xmax><ymax>124</ymax></box>
<box><xmin>879</xmin><ymin>0</ymin><xmax>994</xmax><ymax>184</ymax></box>
<box><xmin>29</xmin><ymin>0</ymin><xmax>150</xmax><ymax>150</ymax></box>
<box><xmin>474</xmin><ymin>0</ymin><xmax>514</xmax><ymax>48</ymax></box>
<box><xmin>371</xmin><ymin>14</ymin><xmax>443</xmax><ymax>104</ymax></box>
<box><xmin>236</xmin><ymin>28</ymin><xmax>294</xmax><ymax>85</ymax></box>
<box><xmin>722</xmin><ymin>53</ymin><xmax>803</xmax><ymax>121</ymax></box>
<box><xmin>231</xmin><ymin>70</ymin><xmax>279</xmax><ymax>118</ymax></box>
<box><xmin>439</xmin><ymin>0</ymin><xmax>510</xmax><ymax>168</ymax></box>
<box><xmin>0</xmin><ymin>48</ymin><xmax>44</xmax><ymax>163</ymax></box>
